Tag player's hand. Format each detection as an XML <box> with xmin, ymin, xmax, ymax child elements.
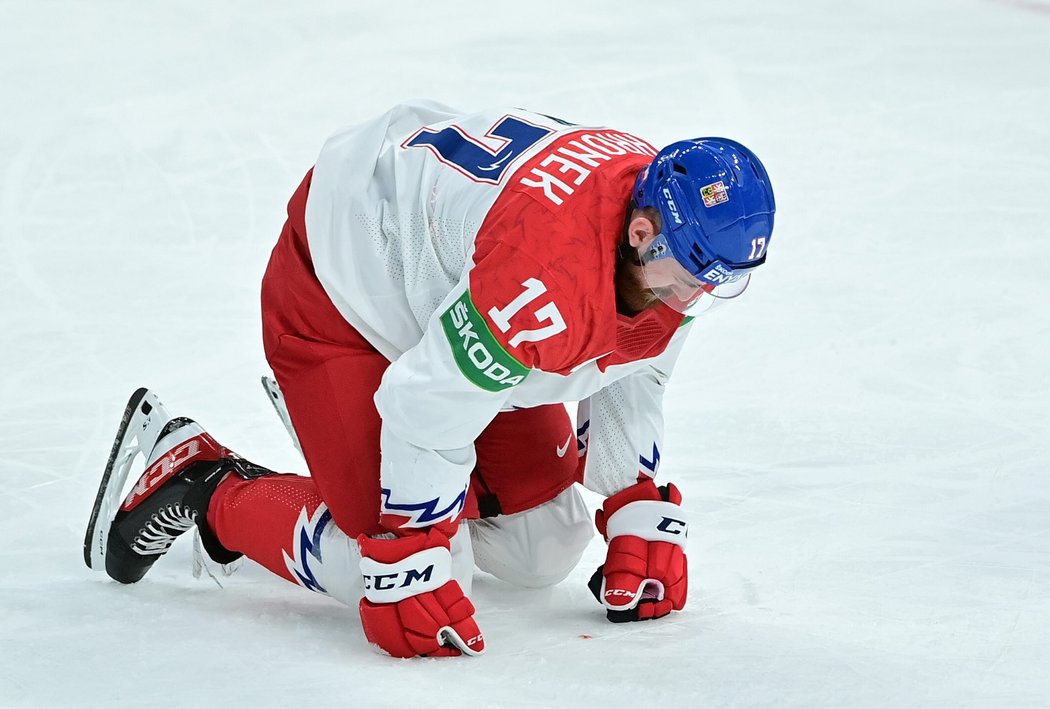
<box><xmin>588</xmin><ymin>479</ymin><xmax>688</xmax><ymax>622</ymax></box>
<box><xmin>357</xmin><ymin>528</ymin><xmax>484</xmax><ymax>657</ymax></box>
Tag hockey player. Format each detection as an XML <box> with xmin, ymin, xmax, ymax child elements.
<box><xmin>85</xmin><ymin>101</ymin><xmax>776</xmax><ymax>658</ymax></box>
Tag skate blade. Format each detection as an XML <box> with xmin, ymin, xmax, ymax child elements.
<box><xmin>261</xmin><ymin>375</ymin><xmax>303</xmax><ymax>457</ymax></box>
<box><xmin>82</xmin><ymin>388</ymin><xmax>172</xmax><ymax>570</ymax></box>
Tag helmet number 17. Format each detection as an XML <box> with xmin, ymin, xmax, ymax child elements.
<box><xmin>488</xmin><ymin>278</ymin><xmax>567</xmax><ymax>347</ymax></box>
<box><xmin>748</xmin><ymin>237</ymin><xmax>768</xmax><ymax>261</ymax></box>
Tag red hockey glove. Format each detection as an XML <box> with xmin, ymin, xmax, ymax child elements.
<box><xmin>588</xmin><ymin>480</ymin><xmax>688</xmax><ymax>623</ymax></box>
<box><xmin>358</xmin><ymin>529</ymin><xmax>484</xmax><ymax>658</ymax></box>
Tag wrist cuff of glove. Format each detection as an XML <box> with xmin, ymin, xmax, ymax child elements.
<box><xmin>360</xmin><ymin>545</ymin><xmax>453</xmax><ymax>604</ymax></box>
<box><xmin>605</xmin><ymin>500</ymin><xmax>689</xmax><ymax>548</ymax></box>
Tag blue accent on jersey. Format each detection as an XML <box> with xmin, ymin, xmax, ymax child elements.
<box><xmin>405</xmin><ymin>115</ymin><xmax>552</xmax><ymax>183</ymax></box>
<box><xmin>530</xmin><ymin>111</ymin><xmax>577</xmax><ymax>127</ymax></box>
<box><xmin>292</xmin><ymin>507</ymin><xmax>332</xmax><ymax>593</ymax></box>
<box><xmin>639</xmin><ymin>442</ymin><xmax>661</xmax><ymax>475</ymax></box>
<box><xmin>576</xmin><ymin>418</ymin><xmax>591</xmax><ymax>452</ymax></box>
<box><xmin>381</xmin><ymin>486</ymin><xmax>468</xmax><ymax>526</ymax></box>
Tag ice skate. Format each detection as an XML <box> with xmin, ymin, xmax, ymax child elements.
<box><xmin>83</xmin><ymin>389</ymin><xmax>265</xmax><ymax>584</ymax></box>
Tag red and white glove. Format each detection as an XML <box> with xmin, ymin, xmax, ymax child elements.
<box><xmin>588</xmin><ymin>480</ymin><xmax>688</xmax><ymax>622</ymax></box>
<box><xmin>358</xmin><ymin>528</ymin><xmax>485</xmax><ymax>658</ymax></box>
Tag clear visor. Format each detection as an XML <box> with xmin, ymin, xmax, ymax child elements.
<box><xmin>638</xmin><ymin>234</ymin><xmax>752</xmax><ymax>314</ymax></box>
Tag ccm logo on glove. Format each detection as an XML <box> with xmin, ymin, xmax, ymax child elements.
<box><xmin>363</xmin><ymin>565</ymin><xmax>436</xmax><ymax>591</ymax></box>
<box><xmin>657</xmin><ymin>516</ymin><xmax>687</xmax><ymax>535</ymax></box>
<box><xmin>604</xmin><ymin>500</ymin><xmax>689</xmax><ymax>546</ymax></box>
<box><xmin>360</xmin><ymin>546</ymin><xmax>451</xmax><ymax>604</ymax></box>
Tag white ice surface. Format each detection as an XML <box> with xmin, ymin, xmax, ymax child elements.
<box><xmin>2</xmin><ymin>1</ymin><xmax>1049</xmax><ymax>706</ymax></box>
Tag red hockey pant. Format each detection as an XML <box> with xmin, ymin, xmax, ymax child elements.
<box><xmin>207</xmin><ymin>171</ymin><xmax>579</xmax><ymax>585</ymax></box>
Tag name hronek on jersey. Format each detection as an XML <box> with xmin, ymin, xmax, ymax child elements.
<box><xmin>519</xmin><ymin>131</ymin><xmax>657</xmax><ymax>206</ymax></box>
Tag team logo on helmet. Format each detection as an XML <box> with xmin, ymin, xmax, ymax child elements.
<box><xmin>700</xmin><ymin>181</ymin><xmax>729</xmax><ymax>208</ymax></box>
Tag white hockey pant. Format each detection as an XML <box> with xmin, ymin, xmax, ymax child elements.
<box><xmin>293</xmin><ymin>485</ymin><xmax>594</xmax><ymax>607</ymax></box>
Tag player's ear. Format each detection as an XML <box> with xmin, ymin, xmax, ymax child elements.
<box><xmin>626</xmin><ymin>209</ymin><xmax>658</xmax><ymax>249</ymax></box>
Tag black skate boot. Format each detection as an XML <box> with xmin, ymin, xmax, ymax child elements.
<box><xmin>84</xmin><ymin>389</ymin><xmax>270</xmax><ymax>584</ymax></box>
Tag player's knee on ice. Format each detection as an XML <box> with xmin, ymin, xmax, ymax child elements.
<box><xmin>468</xmin><ymin>486</ymin><xmax>593</xmax><ymax>588</ymax></box>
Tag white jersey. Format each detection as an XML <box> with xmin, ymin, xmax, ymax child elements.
<box><xmin>305</xmin><ymin>100</ymin><xmax>694</xmax><ymax>528</ymax></box>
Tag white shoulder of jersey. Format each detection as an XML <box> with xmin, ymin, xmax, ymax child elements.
<box><xmin>303</xmin><ymin>102</ymin><xmax>583</xmax><ymax>359</ymax></box>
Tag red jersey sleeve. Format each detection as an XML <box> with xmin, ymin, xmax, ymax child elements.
<box><xmin>467</xmin><ymin>129</ymin><xmax>657</xmax><ymax>375</ymax></box>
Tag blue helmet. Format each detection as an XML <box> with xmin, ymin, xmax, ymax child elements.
<box><xmin>633</xmin><ymin>138</ymin><xmax>776</xmax><ymax>288</ymax></box>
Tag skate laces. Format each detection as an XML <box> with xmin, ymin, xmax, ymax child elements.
<box><xmin>129</xmin><ymin>503</ymin><xmax>239</xmax><ymax>588</ymax></box>
<box><xmin>131</xmin><ymin>503</ymin><xmax>197</xmax><ymax>555</ymax></box>
<box><xmin>192</xmin><ymin>530</ymin><xmax>241</xmax><ymax>588</ymax></box>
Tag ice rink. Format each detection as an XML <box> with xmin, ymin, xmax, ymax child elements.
<box><xmin>2</xmin><ymin>0</ymin><xmax>1049</xmax><ymax>706</ymax></box>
